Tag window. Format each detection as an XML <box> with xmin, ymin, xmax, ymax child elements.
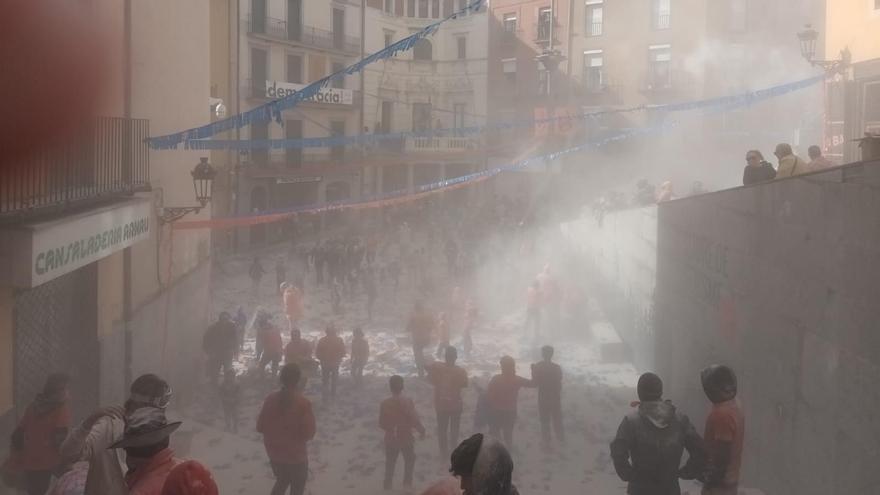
<box><xmin>384</xmin><ymin>0</ymin><xmax>394</xmax><ymax>14</ymax></box>
<box><xmin>419</xmin><ymin>0</ymin><xmax>429</xmax><ymax>18</ymax></box>
<box><xmin>251</xmin><ymin>121</ymin><xmax>269</xmax><ymax>166</ymax></box>
<box><xmin>876</xmin><ymin>0</ymin><xmax>880</xmax><ymax>10</ymax></box>
<box><xmin>285</xmin><ymin>119</ymin><xmax>303</xmax><ymax>168</ymax></box>
<box><xmin>330</xmin><ymin>120</ymin><xmax>345</xmax><ymax>162</ymax></box>
<box><xmin>652</xmin><ymin>0</ymin><xmax>670</xmax><ymax>29</ymax></box>
<box><xmin>443</xmin><ymin>0</ymin><xmax>453</xmax><ymax>17</ymax></box>
<box><xmin>380</xmin><ymin>101</ymin><xmax>393</xmax><ymax>133</ymax></box>
<box><xmin>502</xmin><ymin>58</ymin><xmax>516</xmax><ymax>83</ymax></box>
<box><xmin>251</xmin><ymin>47</ymin><xmax>268</xmax><ymax>98</ymax></box>
<box><xmin>537</xmin><ymin>66</ymin><xmax>550</xmax><ymax>96</ymax></box>
<box><xmin>408</xmin><ymin>0</ymin><xmax>415</xmax><ymax>17</ymax></box>
<box><xmin>457</xmin><ymin>37</ymin><xmax>467</xmax><ymax>59</ymax></box>
<box><xmin>503</xmin><ymin>13</ymin><xmax>517</xmax><ymax>32</ymax></box>
<box><xmin>384</xmin><ymin>31</ymin><xmax>394</xmax><ymax>48</ymax></box>
<box><xmin>286</xmin><ymin>54</ymin><xmax>303</xmax><ymax>84</ymax></box>
<box><xmin>729</xmin><ymin>0</ymin><xmax>746</xmax><ymax>31</ymax></box>
<box><xmin>453</xmin><ymin>103</ymin><xmax>466</xmax><ymax>128</ymax></box>
<box><xmin>287</xmin><ymin>0</ymin><xmax>302</xmax><ymax>40</ymax></box>
<box><xmin>583</xmin><ymin>50</ymin><xmax>604</xmax><ymax>91</ymax></box>
<box><xmin>413</xmin><ymin>39</ymin><xmax>433</xmax><ymax>61</ymax></box>
<box><xmin>538</xmin><ymin>7</ymin><xmax>552</xmax><ymax>41</ymax></box>
<box><xmin>648</xmin><ymin>44</ymin><xmax>671</xmax><ymax>89</ymax></box>
<box><xmin>332</xmin><ymin>9</ymin><xmax>344</xmax><ymax>49</ymax></box>
<box><xmin>412</xmin><ymin>103</ymin><xmax>432</xmax><ymax>132</ymax></box>
<box><xmin>432</xmin><ymin>0</ymin><xmax>440</xmax><ymax>18</ymax></box>
<box><xmin>585</xmin><ymin>1</ymin><xmax>603</xmax><ymax>36</ymax></box>
<box><xmin>330</xmin><ymin>62</ymin><xmax>345</xmax><ymax>89</ymax></box>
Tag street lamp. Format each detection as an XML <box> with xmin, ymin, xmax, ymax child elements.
<box><xmin>159</xmin><ymin>157</ymin><xmax>217</xmax><ymax>223</ymax></box>
<box><xmin>797</xmin><ymin>24</ymin><xmax>850</xmax><ymax>72</ymax></box>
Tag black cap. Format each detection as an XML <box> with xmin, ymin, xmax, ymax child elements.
<box><xmin>701</xmin><ymin>365</ymin><xmax>737</xmax><ymax>403</ymax></box>
<box><xmin>637</xmin><ymin>372</ymin><xmax>663</xmax><ymax>401</ymax></box>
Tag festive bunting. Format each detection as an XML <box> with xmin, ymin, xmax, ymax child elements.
<box><xmin>179</xmin><ymin>74</ymin><xmax>823</xmax><ymax>151</ymax></box>
<box><xmin>171</xmin><ymin>123</ymin><xmax>673</xmax><ymax>230</ymax></box>
<box><xmin>147</xmin><ymin>0</ymin><xmax>486</xmax><ymax>150</ymax></box>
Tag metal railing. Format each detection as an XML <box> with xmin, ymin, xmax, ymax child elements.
<box><xmin>246</xmin><ymin>14</ymin><xmax>360</xmax><ymax>54</ymax></box>
<box><xmin>587</xmin><ymin>21</ymin><xmax>603</xmax><ymax>36</ymax></box>
<box><xmin>405</xmin><ymin>136</ymin><xmax>478</xmax><ymax>152</ymax></box>
<box><xmin>652</xmin><ymin>12</ymin><xmax>670</xmax><ymax>29</ymax></box>
<box><xmin>1</xmin><ymin>117</ymin><xmax>150</xmax><ymax>217</ymax></box>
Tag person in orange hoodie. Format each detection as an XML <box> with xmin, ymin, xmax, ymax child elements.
<box><xmin>281</xmin><ymin>283</ymin><xmax>304</xmax><ymax>332</ymax></box>
<box><xmin>160</xmin><ymin>460</ymin><xmax>218</xmax><ymax>495</ymax></box>
<box><xmin>257</xmin><ymin>364</ymin><xmax>316</xmax><ymax>495</ymax></box>
<box><xmin>350</xmin><ymin>327</ymin><xmax>370</xmax><ymax>387</ymax></box>
<box><xmin>315</xmin><ymin>325</ymin><xmax>346</xmax><ymax>402</ymax></box>
<box><xmin>11</xmin><ymin>373</ymin><xmax>71</xmax><ymax>495</ymax></box>
<box><xmin>379</xmin><ymin>375</ymin><xmax>426</xmax><ymax>491</ymax></box>
<box><xmin>486</xmin><ymin>356</ymin><xmax>534</xmax><ymax>450</ymax></box>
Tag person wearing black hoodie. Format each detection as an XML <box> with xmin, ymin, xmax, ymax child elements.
<box><xmin>742</xmin><ymin>150</ymin><xmax>777</xmax><ymax>186</ymax></box>
<box><xmin>610</xmin><ymin>372</ymin><xmax>705</xmax><ymax>495</ymax></box>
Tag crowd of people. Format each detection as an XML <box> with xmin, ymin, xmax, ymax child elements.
<box><xmin>741</xmin><ymin>143</ymin><xmax>835</xmax><ymax>186</ymax></box>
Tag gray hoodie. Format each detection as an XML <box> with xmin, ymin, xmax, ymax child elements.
<box><xmin>609</xmin><ymin>400</ymin><xmax>705</xmax><ymax>495</ymax></box>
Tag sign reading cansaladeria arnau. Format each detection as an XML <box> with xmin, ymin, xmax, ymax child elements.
<box><xmin>3</xmin><ymin>199</ymin><xmax>152</xmax><ymax>288</ymax></box>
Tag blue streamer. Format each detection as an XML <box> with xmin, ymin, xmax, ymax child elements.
<box><xmin>180</xmin><ymin>74</ymin><xmax>822</xmax><ymax>151</ymax></box>
<box><xmin>147</xmin><ymin>0</ymin><xmax>485</xmax><ymax>150</ymax></box>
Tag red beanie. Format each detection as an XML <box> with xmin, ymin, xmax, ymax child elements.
<box><xmin>161</xmin><ymin>461</ymin><xmax>219</xmax><ymax>495</ymax></box>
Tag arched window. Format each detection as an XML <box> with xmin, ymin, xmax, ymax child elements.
<box><xmin>413</xmin><ymin>39</ymin><xmax>433</xmax><ymax>61</ymax></box>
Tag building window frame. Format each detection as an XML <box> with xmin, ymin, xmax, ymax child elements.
<box><xmin>537</xmin><ymin>6</ymin><xmax>553</xmax><ymax>41</ymax></box>
<box><xmin>330</xmin><ymin>61</ymin><xmax>346</xmax><ymax>89</ymax></box>
<box><xmin>457</xmin><ymin>36</ymin><xmax>467</xmax><ymax>59</ymax></box>
<box><xmin>285</xmin><ymin>52</ymin><xmax>304</xmax><ymax>84</ymax></box>
<box><xmin>651</xmin><ymin>0</ymin><xmax>671</xmax><ymax>30</ymax></box>
<box><xmin>501</xmin><ymin>57</ymin><xmax>517</xmax><ymax>83</ymax></box>
<box><xmin>585</xmin><ymin>0</ymin><xmax>603</xmax><ymax>37</ymax></box>
<box><xmin>647</xmin><ymin>44</ymin><xmax>672</xmax><ymax>89</ymax></box>
<box><xmin>453</xmin><ymin>103</ymin><xmax>466</xmax><ymax>128</ymax></box>
<box><xmin>413</xmin><ymin>38</ymin><xmax>433</xmax><ymax>61</ymax></box>
<box><xmin>503</xmin><ymin>12</ymin><xmax>517</xmax><ymax>32</ymax></box>
<box><xmin>583</xmin><ymin>49</ymin><xmax>604</xmax><ymax>92</ymax></box>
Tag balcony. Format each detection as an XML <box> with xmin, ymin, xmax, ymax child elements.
<box><xmin>586</xmin><ymin>22</ymin><xmax>603</xmax><ymax>37</ymax></box>
<box><xmin>652</xmin><ymin>12</ymin><xmax>670</xmax><ymax>30</ymax></box>
<box><xmin>245</xmin><ymin>14</ymin><xmax>360</xmax><ymax>55</ymax></box>
<box><xmin>639</xmin><ymin>70</ymin><xmax>695</xmax><ymax>98</ymax></box>
<box><xmin>1</xmin><ymin>117</ymin><xmax>150</xmax><ymax>218</ymax></box>
<box><xmin>405</xmin><ymin>136</ymin><xmax>480</xmax><ymax>152</ymax></box>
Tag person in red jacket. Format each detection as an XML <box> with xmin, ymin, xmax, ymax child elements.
<box><xmin>11</xmin><ymin>373</ymin><xmax>71</xmax><ymax>495</ymax></box>
<box><xmin>350</xmin><ymin>327</ymin><xmax>369</xmax><ymax>387</ymax></box>
<box><xmin>486</xmin><ymin>356</ymin><xmax>534</xmax><ymax>450</ymax></box>
<box><xmin>425</xmin><ymin>346</ymin><xmax>469</xmax><ymax>458</ymax></box>
<box><xmin>109</xmin><ymin>406</ymin><xmax>183</xmax><ymax>495</ymax></box>
<box><xmin>379</xmin><ymin>375</ymin><xmax>426</xmax><ymax>490</ymax></box>
<box><xmin>700</xmin><ymin>365</ymin><xmax>744</xmax><ymax>495</ymax></box>
<box><xmin>315</xmin><ymin>325</ymin><xmax>346</xmax><ymax>402</ymax></box>
<box><xmin>257</xmin><ymin>312</ymin><xmax>284</xmax><ymax>378</ymax></box>
<box><xmin>160</xmin><ymin>460</ymin><xmax>218</xmax><ymax>495</ymax></box>
<box><xmin>257</xmin><ymin>364</ymin><xmax>317</xmax><ymax>495</ymax></box>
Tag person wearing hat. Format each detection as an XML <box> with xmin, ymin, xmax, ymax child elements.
<box><xmin>110</xmin><ymin>407</ymin><xmax>182</xmax><ymax>495</ymax></box>
<box><xmin>449</xmin><ymin>433</ymin><xmax>519</xmax><ymax>495</ymax></box>
<box><xmin>58</xmin><ymin>374</ymin><xmax>173</xmax><ymax>495</ymax></box>
<box><xmin>610</xmin><ymin>372</ymin><xmax>705</xmax><ymax>495</ymax></box>
<box><xmin>699</xmin><ymin>365</ymin><xmax>744</xmax><ymax>495</ymax></box>
<box><xmin>257</xmin><ymin>363</ymin><xmax>316</xmax><ymax>495</ymax></box>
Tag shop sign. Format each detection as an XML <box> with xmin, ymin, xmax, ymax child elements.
<box><xmin>276</xmin><ymin>176</ymin><xmax>323</xmax><ymax>184</ymax></box>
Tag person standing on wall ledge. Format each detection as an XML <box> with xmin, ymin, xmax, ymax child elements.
<box><xmin>773</xmin><ymin>143</ymin><xmax>808</xmax><ymax>178</ymax></box>
<box><xmin>807</xmin><ymin>145</ymin><xmax>835</xmax><ymax>172</ymax></box>
<box><xmin>699</xmin><ymin>365</ymin><xmax>744</xmax><ymax>495</ymax></box>
<box><xmin>742</xmin><ymin>150</ymin><xmax>776</xmax><ymax>186</ymax></box>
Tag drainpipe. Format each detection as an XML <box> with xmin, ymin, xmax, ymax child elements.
<box><xmin>359</xmin><ymin>0</ymin><xmax>367</xmax><ymax>197</ymax></box>
<box><xmin>123</xmin><ymin>0</ymin><xmax>133</xmax><ymax>392</ymax></box>
<box><xmin>233</xmin><ymin>0</ymin><xmax>242</xmax><ymax>252</ymax></box>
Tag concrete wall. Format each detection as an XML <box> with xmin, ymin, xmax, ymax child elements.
<box><xmin>561</xmin><ymin>206</ymin><xmax>658</xmax><ymax>370</ymax></box>
<box><xmin>0</xmin><ymin>288</ymin><xmax>12</xmax><ymax>417</ymax></box>
<box><xmin>654</xmin><ymin>161</ymin><xmax>880</xmax><ymax>494</ymax></box>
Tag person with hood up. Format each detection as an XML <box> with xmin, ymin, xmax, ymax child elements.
<box><xmin>699</xmin><ymin>365</ymin><xmax>744</xmax><ymax>495</ymax></box>
<box><xmin>10</xmin><ymin>373</ymin><xmax>72</xmax><ymax>495</ymax></box>
<box><xmin>610</xmin><ymin>372</ymin><xmax>705</xmax><ymax>495</ymax></box>
<box><xmin>449</xmin><ymin>433</ymin><xmax>519</xmax><ymax>495</ymax></box>
<box><xmin>110</xmin><ymin>407</ymin><xmax>183</xmax><ymax>495</ymax></box>
<box><xmin>486</xmin><ymin>356</ymin><xmax>534</xmax><ymax>450</ymax></box>
<box><xmin>315</xmin><ymin>324</ymin><xmax>346</xmax><ymax>402</ymax></box>
<box><xmin>379</xmin><ymin>375</ymin><xmax>426</xmax><ymax>490</ymax></box>
<box><xmin>160</xmin><ymin>460</ymin><xmax>218</xmax><ymax>495</ymax></box>
<box><xmin>257</xmin><ymin>364</ymin><xmax>316</xmax><ymax>495</ymax></box>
